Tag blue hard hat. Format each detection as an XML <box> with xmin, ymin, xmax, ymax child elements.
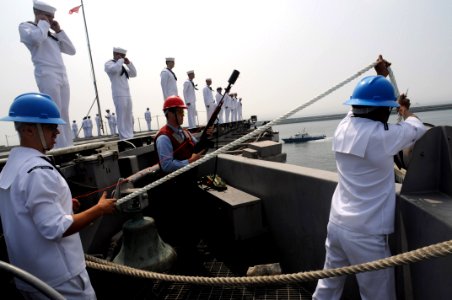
<box><xmin>0</xmin><ymin>93</ymin><xmax>66</xmax><ymax>124</ymax></box>
<box><xmin>345</xmin><ymin>75</ymin><xmax>399</xmax><ymax>107</ymax></box>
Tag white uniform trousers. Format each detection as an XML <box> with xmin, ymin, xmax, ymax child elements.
<box><xmin>187</xmin><ymin>104</ymin><xmax>197</xmax><ymax>129</ymax></box>
<box><xmin>20</xmin><ymin>269</ymin><xmax>96</xmax><ymax>300</ymax></box>
<box><xmin>313</xmin><ymin>222</ymin><xmax>395</xmax><ymax>300</ymax></box>
<box><xmin>224</xmin><ymin>107</ymin><xmax>231</xmax><ymax>124</ymax></box>
<box><xmin>207</xmin><ymin>104</ymin><xmax>216</xmax><ymax>122</ymax></box>
<box><xmin>35</xmin><ymin>72</ymin><xmax>73</xmax><ymax>148</ymax></box>
<box><xmin>113</xmin><ymin>96</ymin><xmax>134</xmax><ymax>140</ymax></box>
<box><xmin>82</xmin><ymin>127</ymin><xmax>88</xmax><ymax>138</ymax></box>
<box><xmin>218</xmin><ymin>107</ymin><xmax>225</xmax><ymax>124</ymax></box>
<box><xmin>231</xmin><ymin>109</ymin><xmax>237</xmax><ymax>122</ymax></box>
<box><xmin>108</xmin><ymin>122</ymin><xmax>115</xmax><ymax>135</ymax></box>
<box><xmin>146</xmin><ymin>120</ymin><xmax>151</xmax><ymax>131</ymax></box>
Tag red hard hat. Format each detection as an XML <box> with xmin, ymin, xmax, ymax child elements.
<box><xmin>163</xmin><ymin>95</ymin><xmax>187</xmax><ymax>111</ymax></box>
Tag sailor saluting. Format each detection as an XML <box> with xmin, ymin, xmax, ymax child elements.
<box><xmin>105</xmin><ymin>47</ymin><xmax>137</xmax><ymax>140</ymax></box>
<box><xmin>19</xmin><ymin>0</ymin><xmax>76</xmax><ymax>149</ymax></box>
<box><xmin>0</xmin><ymin>93</ymin><xmax>117</xmax><ymax>299</ymax></box>
<box><xmin>160</xmin><ymin>57</ymin><xmax>178</xmax><ymax>100</ymax></box>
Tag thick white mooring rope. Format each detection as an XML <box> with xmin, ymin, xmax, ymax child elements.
<box><xmin>86</xmin><ymin>239</ymin><xmax>452</xmax><ymax>286</ymax></box>
<box><xmin>116</xmin><ymin>61</ymin><xmax>378</xmax><ymax>207</ymax></box>
<box><xmin>91</xmin><ymin>60</ymin><xmax>452</xmax><ymax>287</ymax></box>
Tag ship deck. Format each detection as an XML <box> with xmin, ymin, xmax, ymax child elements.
<box><xmin>88</xmin><ymin>233</ymin><xmax>314</xmax><ymax>299</ymax></box>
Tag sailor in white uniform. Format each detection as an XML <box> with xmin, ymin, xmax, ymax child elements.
<box><xmin>19</xmin><ymin>0</ymin><xmax>76</xmax><ymax>148</ymax></box>
<box><xmin>183</xmin><ymin>70</ymin><xmax>198</xmax><ymax>128</ymax></box>
<box><xmin>105</xmin><ymin>47</ymin><xmax>137</xmax><ymax>140</ymax></box>
<box><xmin>223</xmin><ymin>92</ymin><xmax>232</xmax><ymax>124</ymax></box>
<box><xmin>71</xmin><ymin>120</ymin><xmax>78</xmax><ymax>139</ymax></box>
<box><xmin>237</xmin><ymin>98</ymin><xmax>243</xmax><ymax>121</ymax></box>
<box><xmin>215</xmin><ymin>87</ymin><xmax>225</xmax><ymax>124</ymax></box>
<box><xmin>111</xmin><ymin>113</ymin><xmax>117</xmax><ymax>135</ymax></box>
<box><xmin>105</xmin><ymin>109</ymin><xmax>114</xmax><ymax>135</ymax></box>
<box><xmin>160</xmin><ymin>57</ymin><xmax>178</xmax><ymax>100</ymax></box>
<box><xmin>230</xmin><ymin>93</ymin><xmax>238</xmax><ymax>123</ymax></box>
<box><xmin>87</xmin><ymin>116</ymin><xmax>93</xmax><ymax>137</ymax></box>
<box><xmin>144</xmin><ymin>108</ymin><xmax>152</xmax><ymax>131</ymax></box>
<box><xmin>203</xmin><ymin>78</ymin><xmax>216</xmax><ymax>121</ymax></box>
<box><xmin>81</xmin><ymin>117</ymin><xmax>87</xmax><ymax>138</ymax></box>
<box><xmin>313</xmin><ymin>76</ymin><xmax>427</xmax><ymax>300</ymax></box>
<box><xmin>0</xmin><ymin>92</ymin><xmax>117</xmax><ymax>299</ymax></box>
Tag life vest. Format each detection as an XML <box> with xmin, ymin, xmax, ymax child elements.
<box><xmin>155</xmin><ymin>125</ymin><xmax>195</xmax><ymax>169</ymax></box>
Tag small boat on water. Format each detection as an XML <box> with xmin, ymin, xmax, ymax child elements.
<box><xmin>282</xmin><ymin>130</ymin><xmax>326</xmax><ymax>143</ymax></box>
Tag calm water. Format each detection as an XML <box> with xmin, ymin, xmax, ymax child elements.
<box><xmin>273</xmin><ymin>109</ymin><xmax>452</xmax><ymax>172</ymax></box>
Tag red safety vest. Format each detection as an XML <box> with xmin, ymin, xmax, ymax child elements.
<box><xmin>155</xmin><ymin>125</ymin><xmax>195</xmax><ymax>167</ymax></box>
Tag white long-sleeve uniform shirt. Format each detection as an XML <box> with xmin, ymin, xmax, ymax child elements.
<box><xmin>19</xmin><ymin>20</ymin><xmax>76</xmax><ymax>148</ymax></box>
<box><xmin>104</xmin><ymin>59</ymin><xmax>137</xmax><ymax>97</ymax></box>
<box><xmin>203</xmin><ymin>86</ymin><xmax>215</xmax><ymax>107</ymax></box>
<box><xmin>160</xmin><ymin>68</ymin><xmax>178</xmax><ymax>100</ymax></box>
<box><xmin>215</xmin><ymin>92</ymin><xmax>225</xmax><ymax>123</ymax></box>
<box><xmin>71</xmin><ymin>122</ymin><xmax>78</xmax><ymax>138</ymax></box>
<box><xmin>0</xmin><ymin>147</ymin><xmax>85</xmax><ymax>291</ymax></box>
<box><xmin>145</xmin><ymin>110</ymin><xmax>151</xmax><ymax>121</ymax></box>
<box><xmin>203</xmin><ymin>86</ymin><xmax>216</xmax><ymax>119</ymax></box>
<box><xmin>183</xmin><ymin>80</ymin><xmax>197</xmax><ymax>128</ymax></box>
<box><xmin>19</xmin><ymin>20</ymin><xmax>76</xmax><ymax>75</ymax></box>
<box><xmin>105</xmin><ymin>59</ymin><xmax>137</xmax><ymax>139</ymax></box>
<box><xmin>183</xmin><ymin>80</ymin><xmax>197</xmax><ymax>105</ymax></box>
<box><xmin>330</xmin><ymin>112</ymin><xmax>427</xmax><ymax>234</ymax></box>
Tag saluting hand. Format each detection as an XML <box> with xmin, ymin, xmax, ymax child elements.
<box><xmin>37</xmin><ymin>13</ymin><xmax>50</xmax><ymax>24</ymax></box>
<box><xmin>50</xmin><ymin>20</ymin><xmax>61</xmax><ymax>33</ymax></box>
<box><xmin>124</xmin><ymin>58</ymin><xmax>130</xmax><ymax>64</ymax></box>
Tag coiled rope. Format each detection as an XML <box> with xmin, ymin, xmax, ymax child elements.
<box><xmin>86</xmin><ymin>239</ymin><xmax>452</xmax><ymax>286</ymax></box>
<box><xmin>116</xmin><ymin>60</ymin><xmax>378</xmax><ymax>207</ymax></box>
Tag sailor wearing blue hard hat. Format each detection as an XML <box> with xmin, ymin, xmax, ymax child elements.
<box><xmin>313</xmin><ymin>75</ymin><xmax>427</xmax><ymax>299</ymax></box>
<box><xmin>0</xmin><ymin>92</ymin><xmax>65</xmax><ymax>152</ymax></box>
<box><xmin>0</xmin><ymin>92</ymin><xmax>117</xmax><ymax>299</ymax></box>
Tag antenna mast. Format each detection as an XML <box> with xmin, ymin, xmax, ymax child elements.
<box><xmin>80</xmin><ymin>0</ymin><xmax>104</xmax><ymax>134</ymax></box>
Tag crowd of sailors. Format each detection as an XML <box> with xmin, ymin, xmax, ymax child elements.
<box><xmin>18</xmin><ymin>0</ymin><xmax>245</xmax><ymax>146</ymax></box>
<box><xmin>72</xmin><ymin>63</ymin><xmax>245</xmax><ymax>140</ymax></box>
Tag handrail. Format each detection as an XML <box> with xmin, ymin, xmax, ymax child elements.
<box><xmin>0</xmin><ymin>260</ymin><xmax>64</xmax><ymax>300</ymax></box>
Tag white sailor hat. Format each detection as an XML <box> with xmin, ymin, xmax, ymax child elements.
<box><xmin>113</xmin><ymin>47</ymin><xmax>127</xmax><ymax>55</ymax></box>
<box><xmin>187</xmin><ymin>70</ymin><xmax>195</xmax><ymax>75</ymax></box>
<box><xmin>33</xmin><ymin>0</ymin><xmax>56</xmax><ymax>14</ymax></box>
<box><xmin>166</xmin><ymin>57</ymin><xmax>175</xmax><ymax>62</ymax></box>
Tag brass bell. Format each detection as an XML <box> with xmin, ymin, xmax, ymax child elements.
<box><xmin>113</xmin><ymin>215</ymin><xmax>177</xmax><ymax>272</ymax></box>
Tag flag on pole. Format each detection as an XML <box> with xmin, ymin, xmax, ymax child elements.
<box><xmin>69</xmin><ymin>5</ymin><xmax>82</xmax><ymax>14</ymax></box>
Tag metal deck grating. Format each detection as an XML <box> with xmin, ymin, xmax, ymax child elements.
<box><xmin>150</xmin><ymin>259</ymin><xmax>313</xmax><ymax>300</ymax></box>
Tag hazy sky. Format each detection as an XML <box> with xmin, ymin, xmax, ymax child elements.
<box><xmin>1</xmin><ymin>0</ymin><xmax>451</xmax><ymax>145</ymax></box>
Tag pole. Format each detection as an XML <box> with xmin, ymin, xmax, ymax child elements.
<box><xmin>80</xmin><ymin>0</ymin><xmax>104</xmax><ymax>134</ymax></box>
